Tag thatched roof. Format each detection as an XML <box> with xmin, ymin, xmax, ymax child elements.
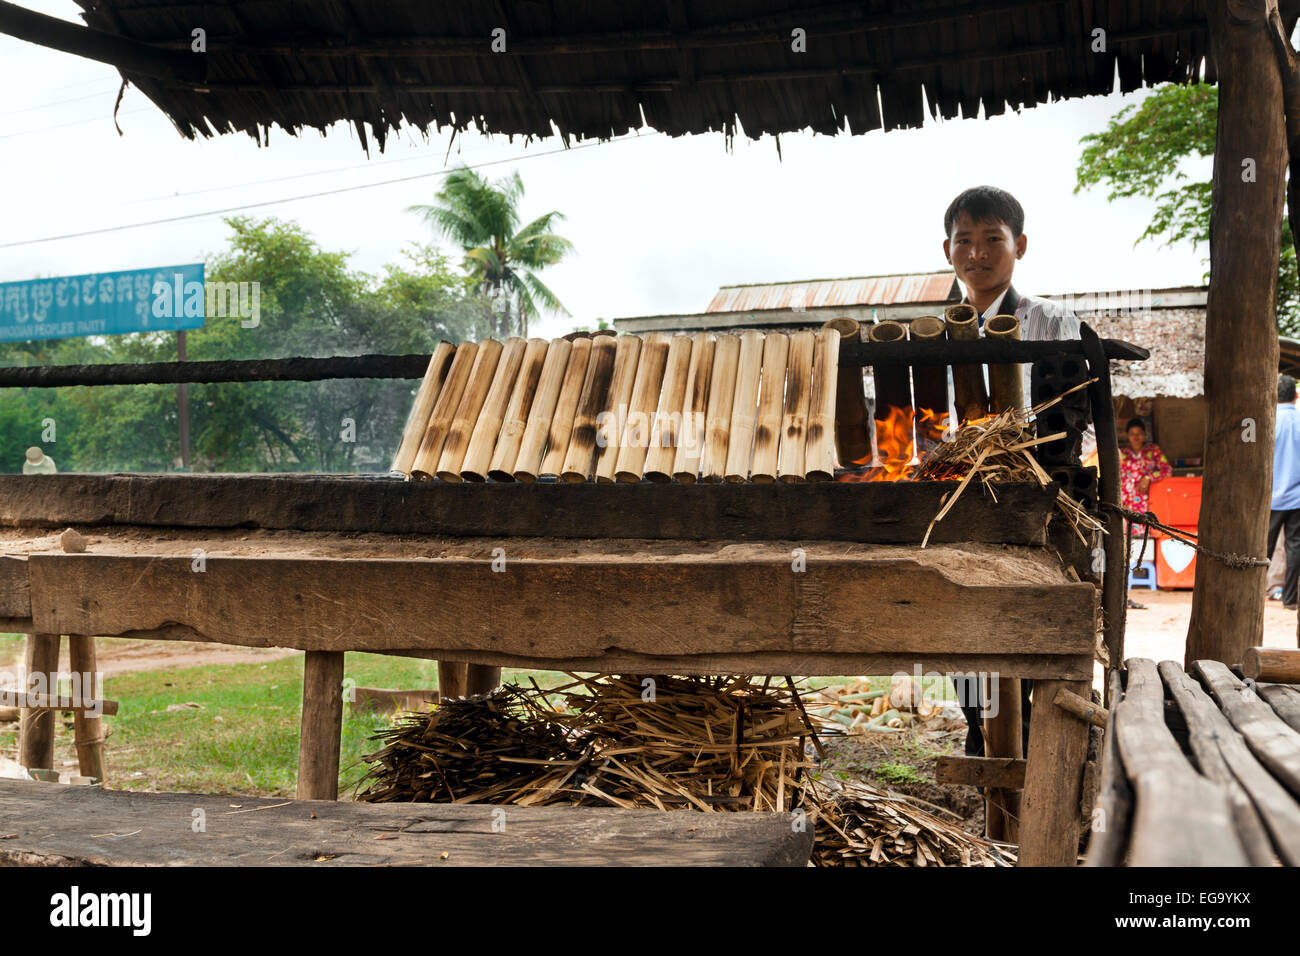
<box><xmin>66</xmin><ymin>0</ymin><xmax>1223</xmax><ymax>150</ymax></box>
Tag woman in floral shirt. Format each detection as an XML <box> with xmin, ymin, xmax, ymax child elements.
<box><xmin>1120</xmin><ymin>417</ymin><xmax>1173</xmax><ymax>514</ymax></box>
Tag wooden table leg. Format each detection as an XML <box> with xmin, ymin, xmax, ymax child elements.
<box><xmin>1019</xmin><ymin>678</ymin><xmax>1091</xmax><ymax>866</ymax></box>
<box><xmin>465</xmin><ymin>664</ymin><xmax>502</xmax><ymax>695</ymax></box>
<box><xmin>67</xmin><ymin>635</ymin><xmax>106</xmax><ymax>782</ymax></box>
<box><xmin>984</xmin><ymin>676</ymin><xmax>1022</xmax><ymax>843</ymax></box>
<box><xmin>18</xmin><ymin>633</ymin><xmax>60</xmax><ymax>772</ymax></box>
<box><xmin>437</xmin><ymin>661</ymin><xmax>468</xmax><ymax>698</ymax></box>
<box><xmin>297</xmin><ymin>651</ymin><xmax>345</xmax><ymax>801</ymax></box>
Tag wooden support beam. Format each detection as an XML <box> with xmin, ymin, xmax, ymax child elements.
<box><xmin>1187</xmin><ymin>0</ymin><xmax>1287</xmax><ymax>670</ymax></box>
<box><xmin>437</xmin><ymin>662</ymin><xmax>468</xmax><ymax>699</ymax></box>
<box><xmin>1053</xmin><ymin>687</ymin><xmax>1108</xmax><ymax>729</ymax></box>
<box><xmin>297</xmin><ymin>651</ymin><xmax>345</xmax><ymax>801</ymax></box>
<box><xmin>1240</xmin><ymin>647</ymin><xmax>1300</xmax><ymax>683</ymax></box>
<box><xmin>1019</xmin><ymin>678</ymin><xmax>1092</xmax><ymax>866</ymax></box>
<box><xmin>0</xmin><ymin>691</ymin><xmax>117</xmax><ymax>716</ymax></box>
<box><xmin>18</xmin><ymin>634</ymin><xmax>59</xmax><ymax>772</ymax></box>
<box><xmin>465</xmin><ymin>665</ymin><xmax>502</xmax><ymax>695</ymax></box>
<box><xmin>984</xmin><ymin>677</ymin><xmax>1022</xmax><ymax>843</ymax></box>
<box><xmin>67</xmin><ymin>636</ymin><xmax>106</xmax><ymax>783</ymax></box>
<box><xmin>935</xmin><ymin>755</ymin><xmax>1025</xmax><ymax>789</ymax></box>
<box><xmin>0</xmin><ymin>0</ymin><xmax>204</xmax><ymax>82</ymax></box>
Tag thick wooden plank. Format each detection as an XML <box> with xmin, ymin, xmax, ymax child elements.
<box><xmin>1083</xmin><ymin>670</ymin><xmax>1133</xmax><ymax>867</ymax></box>
<box><xmin>0</xmin><ymin>555</ymin><xmax>28</xmax><ymax>617</ymax></box>
<box><xmin>0</xmin><ymin>474</ymin><xmax>1062</xmax><ymax>545</ymax></box>
<box><xmin>935</xmin><ymin>755</ymin><xmax>1025</xmax><ymax>789</ymax></box>
<box><xmin>26</xmin><ymin>549</ymin><xmax>1095</xmax><ymax>666</ymax></box>
<box><xmin>1020</xmin><ymin>678</ymin><xmax>1092</xmax><ymax>866</ymax></box>
<box><xmin>1260</xmin><ymin>684</ymin><xmax>1300</xmax><ymax>734</ymax></box>
<box><xmin>297</xmin><ymin>651</ymin><xmax>345</xmax><ymax>801</ymax></box>
<box><xmin>1196</xmin><ymin>660</ymin><xmax>1300</xmax><ymax>801</ymax></box>
<box><xmin>0</xmin><ymin>780</ymin><xmax>812</xmax><ymax>867</ymax></box>
<box><xmin>1159</xmin><ymin>661</ymin><xmax>1283</xmax><ymax>866</ymax></box>
<box><xmin>1112</xmin><ymin>659</ymin><xmax>1247</xmax><ymax>866</ymax></box>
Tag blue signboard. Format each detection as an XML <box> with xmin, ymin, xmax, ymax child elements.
<box><xmin>0</xmin><ymin>264</ymin><xmax>205</xmax><ymax>343</ymax></box>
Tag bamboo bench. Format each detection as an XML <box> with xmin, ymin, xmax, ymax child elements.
<box><xmin>1085</xmin><ymin>657</ymin><xmax>1300</xmax><ymax>866</ymax></box>
<box><xmin>0</xmin><ymin>779</ymin><xmax>812</xmax><ymax>866</ymax></box>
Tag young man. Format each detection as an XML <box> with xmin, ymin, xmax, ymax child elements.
<box><xmin>941</xmin><ymin>186</ymin><xmax>1084</xmax><ymax>759</ymax></box>
<box><xmin>1270</xmin><ymin>375</ymin><xmax>1300</xmax><ymax>610</ymax></box>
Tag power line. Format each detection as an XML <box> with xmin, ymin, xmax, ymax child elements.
<box><xmin>0</xmin><ymin>132</ymin><xmax>658</xmax><ymax>250</ymax></box>
<box><xmin>0</xmin><ymin>88</ymin><xmax>120</xmax><ymax>118</ymax></box>
<box><xmin>0</xmin><ymin>107</ymin><xmax>151</xmax><ymax>140</ymax></box>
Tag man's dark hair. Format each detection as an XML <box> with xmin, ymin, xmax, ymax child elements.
<box><xmin>1280</xmin><ymin>374</ymin><xmax>1297</xmax><ymax>403</ymax></box>
<box><xmin>1125</xmin><ymin>417</ymin><xmax>1147</xmax><ymax>434</ymax></box>
<box><xmin>944</xmin><ymin>186</ymin><xmax>1025</xmax><ymax>238</ymax></box>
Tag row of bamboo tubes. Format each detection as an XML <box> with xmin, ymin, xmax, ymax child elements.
<box><xmin>391</xmin><ymin>327</ymin><xmax>844</xmax><ymax>483</ymax></box>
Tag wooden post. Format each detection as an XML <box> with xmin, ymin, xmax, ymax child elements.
<box><xmin>465</xmin><ymin>664</ymin><xmax>502</xmax><ymax>695</ymax></box>
<box><xmin>18</xmin><ymin>633</ymin><xmax>59</xmax><ymax>772</ymax></box>
<box><xmin>1019</xmin><ymin>678</ymin><xmax>1091</xmax><ymax>866</ymax></box>
<box><xmin>67</xmin><ymin>635</ymin><xmax>105</xmax><ymax>782</ymax></box>
<box><xmin>438</xmin><ymin>661</ymin><xmax>468</xmax><ymax>698</ymax></box>
<box><xmin>297</xmin><ymin>650</ymin><xmax>345</xmax><ymax>801</ymax></box>
<box><xmin>983</xmin><ymin>675</ymin><xmax>1022</xmax><ymax>843</ymax></box>
<box><xmin>1187</xmin><ymin>0</ymin><xmax>1287</xmax><ymax>669</ymax></box>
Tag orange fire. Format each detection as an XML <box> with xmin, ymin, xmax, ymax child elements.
<box><xmin>836</xmin><ymin>406</ymin><xmax>953</xmax><ymax>482</ymax></box>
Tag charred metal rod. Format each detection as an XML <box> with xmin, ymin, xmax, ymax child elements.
<box><xmin>0</xmin><ymin>354</ymin><xmax>431</xmax><ymax>389</ymax></box>
<box><xmin>839</xmin><ymin>337</ymin><xmax>1148</xmax><ymax>367</ymax></box>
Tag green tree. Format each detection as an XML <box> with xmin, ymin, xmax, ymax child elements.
<box><xmin>410</xmin><ymin>167</ymin><xmax>573</xmax><ymax>338</ymax></box>
<box><xmin>1074</xmin><ymin>82</ymin><xmax>1299</xmax><ymax>335</ymax></box>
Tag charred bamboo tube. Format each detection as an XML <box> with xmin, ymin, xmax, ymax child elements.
<box><xmin>436</xmin><ymin>338</ymin><xmax>503</xmax><ymax>481</ymax></box>
<box><xmin>559</xmin><ymin>335</ymin><xmax>618</xmax><ymax>482</ymax></box>
<box><xmin>613</xmin><ymin>332</ymin><xmax>672</xmax><ymax>482</ymax></box>
<box><xmin>805</xmin><ymin>327</ymin><xmax>840</xmax><ymax>481</ymax></box>
<box><xmin>593</xmin><ymin>334</ymin><xmax>643</xmax><ymax>483</ymax></box>
<box><xmin>411</xmin><ymin>342</ymin><xmax>479</xmax><ymax>480</ymax></box>
<box><xmin>750</xmin><ymin>332</ymin><xmax>790</xmax><ymax>483</ymax></box>
<box><xmin>459</xmin><ymin>337</ymin><xmax>527</xmax><ymax>481</ymax></box>
<box><xmin>822</xmin><ymin>317</ymin><xmax>872</xmax><ymax>467</ymax></box>
<box><xmin>724</xmin><ymin>331</ymin><xmax>765</xmax><ymax>482</ymax></box>
<box><xmin>486</xmin><ymin>337</ymin><xmax>550</xmax><ymax>481</ymax></box>
<box><xmin>644</xmin><ymin>334</ymin><xmax>695</xmax><ymax>482</ymax></box>
<box><xmin>701</xmin><ymin>333</ymin><xmax>740</xmax><ymax>482</ymax></box>
<box><xmin>538</xmin><ymin>337</ymin><xmax>591</xmax><ymax>479</ymax></box>
<box><xmin>910</xmin><ymin>315</ymin><xmax>949</xmax><ymax>452</ymax></box>
<box><xmin>985</xmin><ymin>313</ymin><xmax>1024</xmax><ymax>413</ymax></box>
<box><xmin>512</xmin><ymin>338</ymin><xmax>572</xmax><ymax>482</ymax></box>
<box><xmin>391</xmin><ymin>341</ymin><xmax>455</xmax><ymax>476</ymax></box>
<box><xmin>672</xmin><ymin>332</ymin><xmax>717</xmax><ymax>482</ymax></box>
<box><xmin>777</xmin><ymin>330</ymin><xmax>815</xmax><ymax>483</ymax></box>
<box><xmin>945</xmin><ymin>303</ymin><xmax>988</xmax><ymax>422</ymax></box>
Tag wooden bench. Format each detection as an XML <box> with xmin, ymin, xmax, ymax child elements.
<box><xmin>1085</xmin><ymin>657</ymin><xmax>1300</xmax><ymax>866</ymax></box>
<box><xmin>0</xmin><ymin>779</ymin><xmax>812</xmax><ymax>867</ymax></box>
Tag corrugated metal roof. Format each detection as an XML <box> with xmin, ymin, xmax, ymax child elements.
<box><xmin>705</xmin><ymin>273</ymin><xmax>958</xmax><ymax>313</ymax></box>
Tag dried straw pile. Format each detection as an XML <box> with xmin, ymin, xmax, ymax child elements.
<box><xmin>359</xmin><ymin>675</ymin><xmax>1011</xmax><ymax>867</ymax></box>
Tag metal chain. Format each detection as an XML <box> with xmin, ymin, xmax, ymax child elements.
<box><xmin>1102</xmin><ymin>502</ymin><xmax>1270</xmax><ymax>570</ymax></box>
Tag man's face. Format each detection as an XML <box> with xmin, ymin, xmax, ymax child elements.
<box><xmin>943</xmin><ymin>212</ymin><xmax>1027</xmax><ymax>300</ymax></box>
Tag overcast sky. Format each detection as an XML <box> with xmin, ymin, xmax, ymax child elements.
<box><xmin>1</xmin><ymin>1</ymin><xmax>1210</xmax><ymax>342</ymax></box>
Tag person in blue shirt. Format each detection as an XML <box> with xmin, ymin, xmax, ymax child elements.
<box><xmin>1270</xmin><ymin>375</ymin><xmax>1300</xmax><ymax>609</ymax></box>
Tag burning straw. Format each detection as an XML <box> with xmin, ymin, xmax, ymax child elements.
<box><xmin>358</xmin><ymin>675</ymin><xmax>1012</xmax><ymax>867</ymax></box>
<box><xmin>916</xmin><ymin>381</ymin><xmax>1105</xmax><ymax>548</ymax></box>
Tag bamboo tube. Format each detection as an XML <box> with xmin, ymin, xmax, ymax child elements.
<box><xmin>749</xmin><ymin>332</ymin><xmax>789</xmax><ymax>483</ymax></box>
<box><xmin>436</xmin><ymin>338</ymin><xmax>503</xmax><ymax>482</ymax></box>
<box><xmin>672</xmin><ymin>332</ymin><xmax>717</xmax><ymax>482</ymax></box>
<box><xmin>513</xmin><ymin>337</ymin><xmax>573</xmax><ymax>481</ymax></box>
<box><xmin>867</xmin><ymin>322</ymin><xmax>914</xmax><ymax>473</ymax></box>
<box><xmin>724</xmin><ymin>331</ymin><xmax>765</xmax><ymax>482</ymax></box>
<box><xmin>538</xmin><ymin>337</ymin><xmax>592</xmax><ymax>478</ymax></box>
<box><xmin>945</xmin><ymin>303</ymin><xmax>988</xmax><ymax>422</ymax></box>
<box><xmin>805</xmin><ymin>327</ymin><xmax>840</xmax><ymax>481</ymax></box>
<box><xmin>821</xmin><ymin>317</ymin><xmax>872</xmax><ymax>467</ymax></box>
<box><xmin>459</xmin><ymin>337</ymin><xmax>527</xmax><ymax>481</ymax></box>
<box><xmin>410</xmin><ymin>342</ymin><xmax>479</xmax><ymax>479</ymax></box>
<box><xmin>391</xmin><ymin>341</ymin><xmax>455</xmax><ymax>476</ymax></box>
<box><xmin>559</xmin><ymin>335</ymin><xmax>618</xmax><ymax>482</ymax></box>
<box><xmin>910</xmin><ymin>315</ymin><xmax>949</xmax><ymax>453</ymax></box>
<box><xmin>700</xmin><ymin>333</ymin><xmax>740</xmax><ymax>482</ymax></box>
<box><xmin>985</xmin><ymin>313</ymin><xmax>1024</xmax><ymax>413</ymax></box>
<box><xmin>777</xmin><ymin>330</ymin><xmax>815</xmax><ymax>482</ymax></box>
<box><xmin>612</xmin><ymin>332</ymin><xmax>672</xmax><ymax>482</ymax></box>
<box><xmin>643</xmin><ymin>334</ymin><xmax>695</xmax><ymax>482</ymax></box>
<box><xmin>593</xmin><ymin>334</ymin><xmax>643</xmax><ymax>483</ymax></box>
<box><xmin>486</xmin><ymin>337</ymin><xmax>550</xmax><ymax>481</ymax></box>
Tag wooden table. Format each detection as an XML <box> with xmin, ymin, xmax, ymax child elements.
<box><xmin>0</xmin><ymin>779</ymin><xmax>812</xmax><ymax>866</ymax></box>
<box><xmin>1086</xmin><ymin>658</ymin><xmax>1300</xmax><ymax>866</ymax></box>
<box><xmin>0</xmin><ymin>474</ymin><xmax>1101</xmax><ymax>866</ymax></box>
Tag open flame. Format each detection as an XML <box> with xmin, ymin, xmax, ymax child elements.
<box><xmin>837</xmin><ymin>406</ymin><xmax>952</xmax><ymax>482</ymax></box>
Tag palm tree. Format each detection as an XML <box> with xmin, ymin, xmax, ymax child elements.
<box><xmin>410</xmin><ymin>167</ymin><xmax>573</xmax><ymax>338</ymax></box>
